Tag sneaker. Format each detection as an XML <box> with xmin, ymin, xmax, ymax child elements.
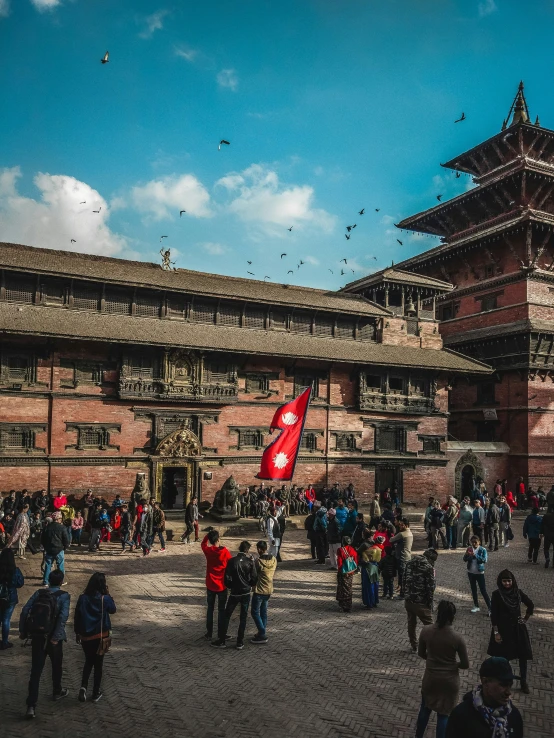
<box><xmin>78</xmin><ymin>687</ymin><xmax>87</xmax><ymax>703</ymax></box>
<box><xmin>53</xmin><ymin>688</ymin><xmax>69</xmax><ymax>701</ymax></box>
<box><xmin>26</xmin><ymin>706</ymin><xmax>36</xmax><ymax>719</ymax></box>
<box><xmin>204</xmin><ymin>632</ymin><xmax>212</xmax><ymax>641</ymax></box>
<box><xmin>527</xmin><ymin>558</ymin><xmax>532</xmax><ymax>563</ymax></box>
<box><xmin>236</xmin><ymin>642</ymin><xmax>244</xmax><ymax>650</ymax></box>
<box><xmin>62</xmin><ymin>581</ymin><xmax>68</xmax><ymax>586</ymax></box>
<box><xmin>210</xmin><ymin>640</ymin><xmax>226</xmax><ymax>649</ymax></box>
<box><xmin>157</xmin><ymin>548</ymin><xmax>166</xmax><ymax>553</ymax></box>
<box><xmin>250</xmin><ymin>635</ymin><xmax>268</xmax><ymax>644</ymax></box>
<box><xmin>91</xmin><ymin>691</ymin><xmax>103</xmax><ymax>703</ymax></box>
<box><xmin>0</xmin><ymin>642</ymin><xmax>14</xmax><ymax>650</ymax></box>
<box><xmin>471</xmin><ymin>606</ymin><xmax>481</xmax><ymax>613</ymax></box>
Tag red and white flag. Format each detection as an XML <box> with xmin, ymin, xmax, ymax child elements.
<box><xmin>257</xmin><ymin>386</ymin><xmax>312</xmax><ymax>481</ymax></box>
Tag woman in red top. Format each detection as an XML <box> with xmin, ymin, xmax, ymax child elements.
<box><xmin>336</xmin><ymin>536</ymin><xmax>359</xmax><ymax>613</ymax></box>
<box><xmin>505</xmin><ymin>491</ymin><xmax>517</xmax><ymax>510</ymax></box>
<box><xmin>305</xmin><ymin>487</ymin><xmax>316</xmax><ymax>511</ymax></box>
<box><xmin>53</xmin><ymin>491</ymin><xmax>67</xmax><ymax>511</ymax></box>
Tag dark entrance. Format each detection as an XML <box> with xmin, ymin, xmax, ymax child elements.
<box><xmin>461</xmin><ymin>465</ymin><xmax>475</xmax><ymax>499</ymax></box>
<box><xmin>375</xmin><ymin>466</ymin><xmax>403</xmax><ymax>502</ymax></box>
<box><xmin>161</xmin><ymin>467</ymin><xmax>187</xmax><ymax>509</ymax></box>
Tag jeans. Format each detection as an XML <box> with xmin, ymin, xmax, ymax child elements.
<box><xmin>224</xmin><ymin>594</ymin><xmax>251</xmax><ymax>645</ymax></box>
<box><xmin>528</xmin><ymin>537</ymin><xmax>541</xmax><ymax>562</ymax></box>
<box><xmin>42</xmin><ymin>551</ymin><xmax>65</xmax><ymax>585</ymax></box>
<box><xmin>405</xmin><ymin>600</ymin><xmax>433</xmax><ymax>649</ymax></box>
<box><xmin>430</xmin><ymin>525</ymin><xmax>447</xmax><ymax>549</ymax></box>
<box><xmin>121</xmin><ymin>530</ymin><xmax>133</xmax><ymax>550</ymax></box>
<box><xmin>457</xmin><ymin>522</ymin><xmax>471</xmax><ymax>548</ymax></box>
<box><xmin>499</xmin><ymin>522</ymin><xmax>509</xmax><ymax>546</ymax></box>
<box><xmin>153</xmin><ymin>529</ymin><xmax>165</xmax><ymax>548</ymax></box>
<box><xmin>488</xmin><ymin>527</ymin><xmax>499</xmax><ymax>550</ymax></box>
<box><xmin>328</xmin><ymin>542</ymin><xmax>341</xmax><ymax>569</ymax></box>
<box><xmin>206</xmin><ymin>589</ymin><xmax>228</xmax><ymax>640</ymax></box>
<box><xmin>251</xmin><ymin>593</ymin><xmax>270</xmax><ymax>637</ymax></box>
<box><xmin>1</xmin><ymin>602</ymin><xmax>16</xmax><ymax>645</ymax></box>
<box><xmin>398</xmin><ymin>561</ymin><xmax>407</xmax><ymax>596</ymax></box>
<box><xmin>468</xmin><ymin>573</ymin><xmax>491</xmax><ymax>610</ymax></box>
<box><xmin>27</xmin><ymin>638</ymin><xmax>63</xmax><ymax>707</ymax></box>
<box><xmin>80</xmin><ymin>639</ymin><xmax>104</xmax><ymax>694</ymax></box>
<box><xmin>382</xmin><ymin>576</ymin><xmax>394</xmax><ymax>598</ymax></box>
<box><xmin>89</xmin><ymin>528</ymin><xmax>101</xmax><ymax>551</ymax></box>
<box><xmin>72</xmin><ymin>528</ymin><xmax>82</xmax><ymax>545</ymax></box>
<box><xmin>415</xmin><ymin>699</ymin><xmax>448</xmax><ymax>738</ymax></box>
<box><xmin>315</xmin><ymin>531</ymin><xmax>327</xmax><ymax>563</ymax></box>
<box><xmin>445</xmin><ymin>524</ymin><xmax>457</xmax><ymax>549</ymax></box>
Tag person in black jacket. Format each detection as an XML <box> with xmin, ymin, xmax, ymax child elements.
<box><xmin>446</xmin><ymin>657</ymin><xmax>523</xmax><ymax>738</ymax></box>
<box><xmin>216</xmin><ymin>541</ymin><xmax>257</xmax><ymax>650</ymax></box>
<box><xmin>41</xmin><ymin>512</ymin><xmax>70</xmax><ymax>586</ymax></box>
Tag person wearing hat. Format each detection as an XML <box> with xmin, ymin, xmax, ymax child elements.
<box><xmin>487</xmin><ymin>569</ymin><xmax>534</xmax><ymax>694</ymax></box>
<box><xmin>445</xmin><ymin>657</ymin><xmax>523</xmax><ymax>737</ymax></box>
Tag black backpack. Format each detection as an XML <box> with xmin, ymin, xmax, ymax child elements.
<box><xmin>24</xmin><ymin>589</ymin><xmax>64</xmax><ymax>637</ymax></box>
<box><xmin>0</xmin><ymin>580</ymin><xmax>10</xmax><ymax>610</ymax></box>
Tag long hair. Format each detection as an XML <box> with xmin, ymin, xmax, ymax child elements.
<box><xmin>436</xmin><ymin>600</ymin><xmax>456</xmax><ymax>628</ymax></box>
<box><xmin>0</xmin><ymin>548</ymin><xmax>16</xmax><ymax>583</ymax></box>
<box><xmin>84</xmin><ymin>572</ymin><xmax>108</xmax><ymax>597</ymax></box>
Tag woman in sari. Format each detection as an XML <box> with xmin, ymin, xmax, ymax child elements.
<box><xmin>358</xmin><ymin>533</ymin><xmax>382</xmax><ymax>609</ymax></box>
<box><xmin>336</xmin><ymin>536</ymin><xmax>358</xmax><ymax>613</ymax></box>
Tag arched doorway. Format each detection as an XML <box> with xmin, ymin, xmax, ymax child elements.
<box><xmin>152</xmin><ymin>428</ymin><xmax>202</xmax><ymax>509</ymax></box>
<box><xmin>461</xmin><ymin>465</ymin><xmax>475</xmax><ymax>499</ymax></box>
<box><xmin>454</xmin><ymin>450</ymin><xmax>484</xmax><ymax>500</ymax></box>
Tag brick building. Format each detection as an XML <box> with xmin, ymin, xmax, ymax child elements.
<box><xmin>0</xmin><ymin>241</ymin><xmax>487</xmax><ymax>507</ymax></box>
<box><xmin>346</xmin><ymin>82</ymin><xmax>554</xmax><ymax>494</ymax></box>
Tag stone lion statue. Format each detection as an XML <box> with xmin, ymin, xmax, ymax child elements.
<box><xmin>212</xmin><ymin>476</ymin><xmax>240</xmax><ymax>517</ymax></box>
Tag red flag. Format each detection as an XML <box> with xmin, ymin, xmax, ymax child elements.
<box><xmin>257</xmin><ymin>386</ymin><xmax>312</xmax><ymax>481</ymax></box>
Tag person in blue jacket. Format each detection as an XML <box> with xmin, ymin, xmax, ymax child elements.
<box><xmin>74</xmin><ymin>572</ymin><xmax>116</xmax><ymax>704</ymax></box>
<box><xmin>522</xmin><ymin>509</ymin><xmax>543</xmax><ymax>564</ymax></box>
<box><xmin>463</xmin><ymin>534</ymin><xmax>491</xmax><ymax>614</ymax></box>
<box><xmin>0</xmin><ymin>547</ymin><xmax>24</xmax><ymax>650</ymax></box>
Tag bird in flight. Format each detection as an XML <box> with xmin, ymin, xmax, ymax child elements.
<box><xmin>351</xmin><ymin>269</ymin><xmax>355</xmax><ymax>274</ymax></box>
<box><xmin>455</xmin><ymin>172</ymin><xmax>461</xmax><ymax>179</ymax></box>
<box><xmin>280</xmin><ymin>254</ymin><xmax>287</xmax><ymax>260</ymax></box>
<box><xmin>397</xmin><ymin>239</ymin><xmax>403</xmax><ymax>245</ymax></box>
<box><xmin>328</xmin><ymin>269</ymin><xmax>334</xmax><ymax>274</ymax></box>
<box><xmin>345</xmin><ymin>234</ymin><xmax>351</xmax><ymax>240</ymax></box>
<box><xmin>346</xmin><ymin>226</ymin><xmax>352</xmax><ymax>232</ymax></box>
<box><xmin>454</xmin><ymin>112</ymin><xmax>466</xmax><ymax>123</ymax></box>
<box><xmin>70</xmin><ymin>239</ymin><xmax>76</xmax><ymax>243</ymax></box>
<box><xmin>80</xmin><ymin>201</ymin><xmax>86</xmax><ymax>205</ymax></box>
<box><xmin>299</xmin><ymin>260</ymin><xmax>305</xmax><ymax>265</ymax></box>
<box><xmin>375</xmin><ymin>208</ymin><xmax>380</xmax><ymax>212</ymax></box>
<box><xmin>287</xmin><ymin>226</ymin><xmax>293</xmax><ymax>232</ymax></box>
<box><xmin>341</xmin><ymin>269</ymin><xmax>345</xmax><ymax>276</ymax></box>
<box><xmin>340</xmin><ymin>258</ymin><xmax>347</xmax><ymax>264</ymax></box>
<box><xmin>370</xmin><ymin>256</ymin><xmax>377</xmax><ymax>260</ymax></box>
<box><xmin>436</xmin><ymin>195</ymin><xmax>442</xmax><ymax>202</ymax></box>
<box><xmin>247</xmin><ymin>260</ymin><xmax>252</xmax><ymax>265</ymax></box>
<box><xmin>92</xmin><ymin>207</ymin><xmax>102</xmax><ymax>213</ymax></box>
<box><xmin>247</xmin><ymin>271</ymin><xmax>255</xmax><ymax>276</ymax></box>
<box><xmin>287</xmin><ymin>270</ymin><xmax>294</xmax><ymax>274</ymax></box>
<box><xmin>218</xmin><ymin>139</ymin><xmax>230</xmax><ymax>150</ymax></box>
<box><xmin>160</xmin><ymin>236</ymin><xmax>168</xmax><ymax>242</ymax></box>
<box><xmin>180</xmin><ymin>210</ymin><xmax>186</xmax><ymax>217</ymax></box>
<box><xmin>264</xmin><ymin>276</ymin><xmax>271</xmax><ymax>280</ymax></box>
<box><xmin>101</xmin><ymin>51</ymin><xmax>109</xmax><ymax>64</ymax></box>
<box><xmin>358</xmin><ymin>208</ymin><xmax>365</xmax><ymax>215</ymax></box>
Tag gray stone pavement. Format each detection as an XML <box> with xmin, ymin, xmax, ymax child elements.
<box><xmin>1</xmin><ymin>516</ymin><xmax>553</xmax><ymax>738</ymax></box>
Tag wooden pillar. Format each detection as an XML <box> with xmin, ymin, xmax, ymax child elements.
<box><xmin>384</xmin><ymin>286</ymin><xmax>389</xmax><ymax>308</ymax></box>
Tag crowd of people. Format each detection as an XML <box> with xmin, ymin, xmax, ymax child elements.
<box><xmin>0</xmin><ymin>478</ymin><xmax>550</xmax><ymax>735</ymax></box>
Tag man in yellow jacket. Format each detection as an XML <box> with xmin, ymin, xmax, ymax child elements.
<box><xmin>250</xmin><ymin>540</ymin><xmax>277</xmax><ymax>644</ymax></box>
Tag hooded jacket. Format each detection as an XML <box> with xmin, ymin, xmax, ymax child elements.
<box><xmin>327</xmin><ymin>516</ymin><xmax>342</xmax><ymax>544</ymax></box>
<box><xmin>403</xmin><ymin>554</ymin><xmax>436</xmax><ymax>608</ymax></box>
<box><xmin>523</xmin><ymin>512</ymin><xmax>543</xmax><ymax>539</ymax></box>
<box><xmin>74</xmin><ymin>592</ymin><xmax>117</xmax><ymax>637</ymax></box>
<box><xmin>41</xmin><ymin>521</ymin><xmax>70</xmax><ymax>556</ymax></box>
<box><xmin>445</xmin><ymin>691</ymin><xmax>523</xmax><ymax>738</ymax></box>
<box><xmin>224</xmin><ymin>552</ymin><xmax>258</xmax><ymax>596</ymax></box>
<box><xmin>540</xmin><ymin>511</ymin><xmax>554</xmax><ymax>537</ymax></box>
<box><xmin>313</xmin><ymin>508</ymin><xmax>328</xmax><ymax>532</ymax></box>
<box><xmin>254</xmin><ymin>554</ymin><xmax>277</xmax><ymax>595</ymax></box>
<box><xmin>201</xmin><ymin>535</ymin><xmax>232</xmax><ymax>592</ymax></box>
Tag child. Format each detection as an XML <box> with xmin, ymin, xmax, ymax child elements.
<box><xmin>379</xmin><ymin>547</ymin><xmax>396</xmax><ymax>600</ymax></box>
<box><xmin>71</xmin><ymin>512</ymin><xmax>84</xmax><ymax>546</ymax></box>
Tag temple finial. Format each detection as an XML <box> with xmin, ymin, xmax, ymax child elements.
<box><xmin>504</xmin><ymin>81</ymin><xmax>530</xmax><ymax>128</ymax></box>
<box><xmin>535</xmin><ymin>115</ymin><xmax>541</xmax><ymax>127</ymax></box>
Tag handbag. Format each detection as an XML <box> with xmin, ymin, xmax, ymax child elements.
<box><xmin>96</xmin><ymin>595</ymin><xmax>112</xmax><ymax>656</ymax></box>
<box><xmin>340</xmin><ymin>547</ymin><xmax>357</xmax><ymax>575</ymax></box>
<box><xmin>506</xmin><ymin>525</ymin><xmax>514</xmax><ymax>541</ymax></box>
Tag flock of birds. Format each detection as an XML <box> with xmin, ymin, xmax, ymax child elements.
<box><xmin>71</xmin><ymin>52</ymin><xmax>471</xmax><ymax>286</ymax></box>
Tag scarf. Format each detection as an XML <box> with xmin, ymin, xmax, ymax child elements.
<box><xmin>472</xmin><ymin>685</ymin><xmax>512</xmax><ymax>738</ymax></box>
<box><xmin>496</xmin><ymin>569</ymin><xmax>521</xmax><ymax>617</ymax></box>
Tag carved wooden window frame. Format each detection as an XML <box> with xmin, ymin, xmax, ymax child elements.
<box><xmin>0</xmin><ymin>423</ymin><xmax>47</xmax><ymax>453</ymax></box>
<box><xmin>65</xmin><ymin>423</ymin><xmax>121</xmax><ymax>451</ymax></box>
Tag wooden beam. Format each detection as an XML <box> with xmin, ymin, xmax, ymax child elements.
<box><xmin>503</xmin><ymin>234</ymin><xmax>525</xmax><ymax>267</ymax></box>
<box><xmin>530</xmin><ymin>230</ymin><xmax>552</xmax><ymax>268</ymax></box>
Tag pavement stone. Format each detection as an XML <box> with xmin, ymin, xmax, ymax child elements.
<box><xmin>0</xmin><ymin>514</ymin><xmax>553</xmax><ymax>738</ymax></box>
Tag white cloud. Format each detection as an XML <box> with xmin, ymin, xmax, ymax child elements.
<box><xmin>199</xmin><ymin>242</ymin><xmax>226</xmax><ymax>256</ymax></box>
<box><xmin>217</xmin><ymin>68</ymin><xmax>238</xmax><ymax>91</ymax></box>
<box><xmin>131</xmin><ymin>174</ymin><xmax>211</xmax><ymax>221</ymax></box>
<box><xmin>175</xmin><ymin>46</ymin><xmax>198</xmax><ymax>62</ymax></box>
<box><xmin>303</xmin><ymin>255</ymin><xmax>320</xmax><ymax>266</ymax></box>
<box><xmin>216</xmin><ymin>164</ymin><xmax>336</xmax><ymax>234</ymax></box>
<box><xmin>30</xmin><ymin>0</ymin><xmax>61</xmax><ymax>10</ymax></box>
<box><xmin>380</xmin><ymin>214</ymin><xmax>396</xmax><ymax>225</ymax></box>
<box><xmin>138</xmin><ymin>10</ymin><xmax>169</xmax><ymax>39</ymax></box>
<box><xmin>0</xmin><ymin>167</ymin><xmax>129</xmax><ymax>256</ymax></box>
<box><xmin>0</xmin><ymin>0</ymin><xmax>10</xmax><ymax>18</ymax></box>
<box><xmin>478</xmin><ymin>0</ymin><xmax>497</xmax><ymax>18</ymax></box>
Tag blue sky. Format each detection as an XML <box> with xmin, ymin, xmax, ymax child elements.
<box><xmin>0</xmin><ymin>0</ymin><xmax>553</xmax><ymax>289</ymax></box>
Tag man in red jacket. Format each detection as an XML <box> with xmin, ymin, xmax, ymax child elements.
<box><xmin>201</xmin><ymin>528</ymin><xmax>232</xmax><ymax>643</ymax></box>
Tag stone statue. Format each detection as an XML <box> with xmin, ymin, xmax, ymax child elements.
<box><xmin>129</xmin><ymin>472</ymin><xmax>150</xmax><ymax>518</ymax></box>
<box><xmin>210</xmin><ymin>476</ymin><xmax>241</xmax><ymax>521</ymax></box>
<box><xmin>160</xmin><ymin>247</ymin><xmax>176</xmax><ymax>271</ymax></box>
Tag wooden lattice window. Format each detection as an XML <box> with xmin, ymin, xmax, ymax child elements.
<box><xmin>167</xmin><ymin>296</ymin><xmax>186</xmax><ymax>318</ymax></box>
<box><xmin>135</xmin><ymin>291</ymin><xmax>160</xmax><ymax>317</ymax></box>
<box><xmin>245</xmin><ymin>374</ymin><xmax>270</xmax><ymax>393</ymax></box>
<box><xmin>294</xmin><ymin>373</ymin><xmax>319</xmax><ymax>398</ymax></box>
<box><xmin>300</xmin><ymin>433</ymin><xmax>319</xmax><ymax>452</ymax></box>
<box><xmin>7</xmin><ymin>356</ymin><xmax>31</xmax><ymax>381</ymax></box>
<box><xmin>335</xmin><ymin>433</ymin><xmax>358</xmax><ymax>451</ymax></box>
<box><xmin>366</xmin><ymin>374</ymin><xmax>382</xmax><ymax>391</ymax></box>
<box><xmin>358</xmin><ymin>320</ymin><xmax>376</xmax><ymax>341</ymax></box>
<box><xmin>313</xmin><ymin>319</ymin><xmax>333</xmax><ymax>337</ymax></box>
<box><xmin>219</xmin><ymin>304</ymin><xmax>242</xmax><ymax>327</ymax></box>
<box><xmin>335</xmin><ymin>320</ymin><xmax>355</xmax><ymax>339</ymax></box>
<box><xmin>4</xmin><ymin>276</ymin><xmax>35</xmax><ymax>303</ymax></box>
<box><xmin>73</xmin><ymin>283</ymin><xmax>100</xmax><ymax>310</ymax></box>
<box><xmin>244</xmin><ymin>308</ymin><xmax>266</xmax><ymax>329</ymax></box>
<box><xmin>270</xmin><ymin>310</ymin><xmax>287</xmax><ymax>331</ymax></box>
<box><xmin>68</xmin><ymin>423</ymin><xmax>121</xmax><ymax>451</ymax></box>
<box><xmin>192</xmin><ymin>301</ymin><xmax>216</xmax><ymax>324</ymax></box>
<box><xmin>291</xmin><ymin>313</ymin><xmax>312</xmax><ymax>335</ymax></box>
<box><xmin>0</xmin><ymin>425</ymin><xmax>44</xmax><ymax>452</ymax></box>
<box><xmin>105</xmin><ymin>289</ymin><xmax>131</xmax><ymax>315</ymax></box>
<box><xmin>480</xmin><ymin>294</ymin><xmax>498</xmax><ymax>312</ymax></box>
<box><xmin>42</xmin><ymin>279</ymin><xmax>66</xmax><ymax>305</ymax></box>
<box><xmin>129</xmin><ymin>357</ymin><xmax>154</xmax><ymax>378</ymax></box>
<box><xmin>406</xmin><ymin>318</ymin><xmax>418</xmax><ymax>336</ymax></box>
<box><xmin>207</xmin><ymin>363</ymin><xmax>233</xmax><ymax>383</ymax></box>
<box><xmin>421</xmin><ymin>436</ymin><xmax>442</xmax><ymax>453</ymax></box>
<box><xmin>375</xmin><ymin>426</ymin><xmax>406</xmax><ymax>453</ymax></box>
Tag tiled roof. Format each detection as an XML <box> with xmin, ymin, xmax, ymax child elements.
<box><xmin>443</xmin><ymin>319</ymin><xmax>551</xmax><ymax>345</ymax></box>
<box><xmin>0</xmin><ymin>242</ymin><xmax>390</xmax><ymax>317</ymax></box>
<box><xmin>343</xmin><ymin>268</ymin><xmax>453</xmax><ymax>292</ymax></box>
<box><xmin>0</xmin><ymin>302</ymin><xmax>491</xmax><ymax>373</ymax></box>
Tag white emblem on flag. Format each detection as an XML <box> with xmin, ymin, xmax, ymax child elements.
<box><xmin>273</xmin><ymin>452</ymin><xmax>289</xmax><ymax>469</ymax></box>
<box><xmin>281</xmin><ymin>412</ymin><xmax>298</xmax><ymax>426</ymax></box>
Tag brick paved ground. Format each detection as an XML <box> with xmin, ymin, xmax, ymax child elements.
<box><xmin>1</xmin><ymin>514</ymin><xmax>553</xmax><ymax>738</ymax></box>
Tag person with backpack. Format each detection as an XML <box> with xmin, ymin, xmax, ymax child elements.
<box><xmin>151</xmin><ymin>501</ymin><xmax>166</xmax><ymax>552</ymax></box>
<box><xmin>250</xmin><ymin>539</ymin><xmax>277</xmax><ymax>645</ymax></box>
<box><xmin>213</xmin><ymin>541</ymin><xmax>257</xmax><ymax>650</ymax></box>
<box><xmin>0</xmin><ymin>548</ymin><xmax>25</xmax><ymax>650</ymax></box>
<box><xmin>74</xmin><ymin>572</ymin><xmax>116</xmax><ymax>703</ymax></box>
<box><xmin>41</xmin><ymin>511</ymin><xmax>70</xmax><ymax>586</ymax></box>
<box><xmin>19</xmin><ymin>569</ymin><xmax>70</xmax><ymax>719</ymax></box>
<box><xmin>335</xmin><ymin>536</ymin><xmax>358</xmax><ymax>613</ymax></box>
<box><xmin>522</xmin><ymin>508</ymin><xmax>543</xmax><ymax>564</ymax></box>
<box><xmin>497</xmin><ymin>496</ymin><xmax>512</xmax><ymax>548</ymax></box>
